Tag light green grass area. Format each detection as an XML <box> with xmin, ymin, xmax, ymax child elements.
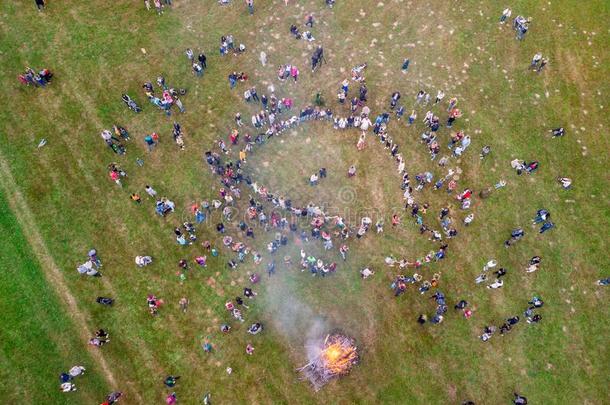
<box><xmin>0</xmin><ymin>0</ymin><xmax>608</xmax><ymax>403</ymax></box>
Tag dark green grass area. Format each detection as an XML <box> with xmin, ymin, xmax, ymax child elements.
<box><xmin>0</xmin><ymin>191</ymin><xmax>109</xmax><ymax>403</ymax></box>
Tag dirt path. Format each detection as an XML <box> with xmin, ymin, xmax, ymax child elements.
<box><xmin>0</xmin><ymin>152</ymin><xmax>142</xmax><ymax>403</ymax></box>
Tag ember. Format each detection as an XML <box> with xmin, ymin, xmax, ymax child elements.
<box><xmin>297</xmin><ymin>334</ymin><xmax>359</xmax><ymax>390</ymax></box>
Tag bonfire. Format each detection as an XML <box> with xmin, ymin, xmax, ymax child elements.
<box><xmin>297</xmin><ymin>334</ymin><xmax>359</xmax><ymax>391</ymax></box>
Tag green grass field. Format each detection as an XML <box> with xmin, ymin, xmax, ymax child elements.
<box><xmin>0</xmin><ymin>0</ymin><xmax>608</xmax><ymax>404</ymax></box>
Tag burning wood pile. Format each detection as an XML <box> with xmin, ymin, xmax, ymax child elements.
<box><xmin>297</xmin><ymin>334</ymin><xmax>359</xmax><ymax>391</ymax></box>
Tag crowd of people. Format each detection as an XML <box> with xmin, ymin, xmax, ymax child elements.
<box><xmin>25</xmin><ymin>1</ymin><xmax>602</xmax><ymax>403</ymax></box>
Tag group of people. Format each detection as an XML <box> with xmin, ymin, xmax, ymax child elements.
<box><xmin>510</xmin><ymin>158</ymin><xmax>539</xmax><ymax>175</ymax></box>
<box><xmin>76</xmin><ymin>249</ymin><xmax>102</xmax><ymax>277</ymax></box>
<box><xmin>142</xmin><ymin>76</ymin><xmax>187</xmax><ymax>115</ymax></box>
<box><xmin>228</xmin><ymin>71</ymin><xmax>248</xmax><ymax>88</ymax></box>
<box><xmin>18</xmin><ymin>66</ymin><xmax>53</xmax><ymax>87</ymax></box>
<box><xmin>219</xmin><ymin>34</ymin><xmax>246</xmax><ymax>56</ymax></box>
<box><xmin>512</xmin><ymin>14</ymin><xmax>531</xmax><ymax>40</ymax></box>
<box><xmin>217</xmin><ymin>71</ymin><xmax>477</xmax><ymax>282</ymax></box>
<box><xmin>185</xmin><ymin>48</ymin><xmax>208</xmax><ymax>77</ymax></box>
<box><xmin>474</xmin><ymin>259</ymin><xmax>508</xmax><ymax>289</ymax></box>
<box><xmin>59</xmin><ymin>365</ymin><xmax>85</xmax><ymax>392</ymax></box>
<box><xmin>144</xmin><ymin>0</ymin><xmax>172</xmax><ymax>16</ymax></box>
<box><xmin>530</xmin><ymin>52</ymin><xmax>549</xmax><ymax>72</ymax></box>
<box><xmin>50</xmin><ymin>2</ymin><xmax>596</xmax><ymax>402</ymax></box>
<box><xmin>478</xmin><ymin>296</ymin><xmax>544</xmax><ymax>342</ymax></box>
<box><xmin>276</xmin><ymin>64</ymin><xmax>300</xmax><ymax>82</ymax></box>
<box><xmin>100</xmin><ymin>126</ymin><xmax>130</xmax><ymax>155</ymax></box>
<box><xmin>201</xmin><ymin>62</ymin><xmax>487</xmax><ymax>327</ymax></box>
<box><xmin>289</xmin><ymin>16</ymin><xmax>315</xmax><ymax>42</ymax></box>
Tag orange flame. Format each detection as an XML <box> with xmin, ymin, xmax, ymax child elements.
<box><xmin>321</xmin><ymin>337</ymin><xmax>358</xmax><ymax>376</ymax></box>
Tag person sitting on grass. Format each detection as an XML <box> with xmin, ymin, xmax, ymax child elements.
<box><xmin>164</xmin><ymin>375</ymin><xmax>180</xmax><ymax>388</ymax></box>
<box><xmin>96</xmin><ymin>297</ymin><xmax>114</xmax><ymax>306</ymax></box>
<box><xmin>596</xmin><ymin>277</ymin><xmax>610</xmax><ymax>286</ymax></box>
<box><xmin>360</xmin><ymin>267</ymin><xmax>374</xmax><ymax>279</ymax></box>
<box><xmin>248</xmin><ymin>322</ymin><xmax>263</xmax><ymax>335</ymax></box>
<box><xmin>89</xmin><ymin>329</ymin><xmax>110</xmax><ymax>347</ymax></box>
<box><xmin>513</xmin><ymin>393</ymin><xmax>528</xmax><ymax>404</ymax></box>
<box><xmin>525</xmin><ymin>256</ymin><xmax>541</xmax><ymax>273</ymax></box>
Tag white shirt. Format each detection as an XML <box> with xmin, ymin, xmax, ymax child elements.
<box><xmin>361</xmin><ymin>268</ymin><xmax>373</xmax><ymax>278</ymax></box>
<box><xmin>488</xmin><ymin>280</ymin><xmax>504</xmax><ymax>289</ymax></box>
<box><xmin>69</xmin><ymin>366</ymin><xmax>85</xmax><ymax>377</ymax></box>
<box><xmin>61</xmin><ymin>382</ymin><xmax>75</xmax><ymax>392</ymax></box>
<box><xmin>360</xmin><ymin>118</ymin><xmax>371</xmax><ymax>131</ymax></box>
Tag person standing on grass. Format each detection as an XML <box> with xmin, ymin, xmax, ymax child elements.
<box><xmin>359</xmin><ymin>84</ymin><xmax>368</xmax><ymax>101</ymax></box>
<box><xmin>145</xmin><ymin>185</ymin><xmax>157</xmax><ymax>198</ymax></box>
<box><xmin>341</xmin><ymin>78</ymin><xmax>349</xmax><ymax>94</ymax></box>
<box><xmin>500</xmin><ymin>7</ymin><xmax>511</xmax><ymax>23</ymax></box>
<box><xmin>447</xmin><ymin>96</ymin><xmax>458</xmax><ymax>111</ymax></box>
<box><xmin>246</xmin><ymin>343</ymin><xmax>255</xmax><ymax>355</ymax></box>
<box><xmin>228</xmin><ymin>72</ymin><xmax>237</xmax><ymax>89</ymax></box>
<box><xmin>537</xmin><ymin>58</ymin><xmax>548</xmax><ymax>72</ymax></box>
<box><xmin>267</xmin><ymin>261</ymin><xmax>275</xmax><ymax>277</ymax></box>
<box><xmin>347</xmin><ymin>165</ymin><xmax>356</xmax><ymax>177</ymax></box>
<box><xmin>246</xmin><ymin>0</ymin><xmax>254</xmax><ymax>15</ymax></box>
<box><xmin>154</xmin><ymin>0</ymin><xmax>163</xmax><ymax>15</ymax></box>
<box><xmin>193</xmin><ymin>62</ymin><xmax>203</xmax><ymax>77</ymax></box>
<box><xmin>390</xmin><ymin>91</ymin><xmax>401</xmax><ymax>109</ymax></box>
<box><xmin>174</xmin><ymin>95</ymin><xmax>185</xmax><ymax>113</ymax></box>
<box><xmin>435</xmin><ymin>90</ymin><xmax>445</xmax><ymax>104</ymax></box>
<box><xmin>396</xmin><ymin>105</ymin><xmax>405</xmax><ymax>120</ymax></box>
<box><xmin>198</xmin><ymin>52</ymin><xmax>207</xmax><ymax>69</ymax></box>
<box><xmin>144</xmin><ymin>134</ymin><xmax>155</xmax><ymax>151</ymax></box>
<box><xmin>408</xmin><ymin>110</ymin><xmax>417</xmax><ymax>125</ymax></box>
<box><xmin>306</xmin><ymin>13</ymin><xmax>314</xmax><ymax>27</ymax></box>
<box><xmin>402</xmin><ymin>58</ymin><xmax>410</xmax><ymax>72</ymax></box>
<box><xmin>309</xmin><ymin>173</ymin><xmax>319</xmax><ymax>185</ymax></box>
<box><xmin>290</xmin><ymin>65</ymin><xmax>299</xmax><ymax>82</ymax></box>
<box><xmin>531</xmin><ymin>52</ymin><xmax>542</xmax><ymax>68</ymax></box>
<box><xmin>34</xmin><ymin>0</ymin><xmax>45</xmax><ymax>11</ymax></box>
